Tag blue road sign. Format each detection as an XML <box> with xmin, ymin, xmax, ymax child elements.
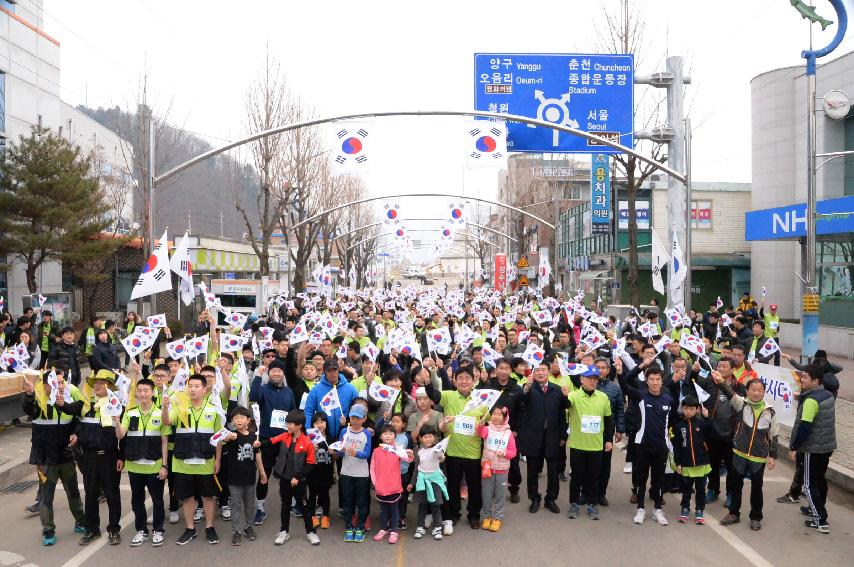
<box><xmin>474</xmin><ymin>53</ymin><xmax>634</xmax><ymax>154</ymax></box>
<box><xmin>744</xmin><ymin>195</ymin><xmax>854</xmax><ymax>241</ymax></box>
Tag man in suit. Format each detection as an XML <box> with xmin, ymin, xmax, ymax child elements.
<box><xmin>517</xmin><ymin>361</ymin><xmax>568</xmax><ymax>514</ymax></box>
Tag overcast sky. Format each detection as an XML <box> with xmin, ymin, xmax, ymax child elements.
<box><xmin>42</xmin><ymin>0</ymin><xmax>854</xmax><ymax>258</ymax></box>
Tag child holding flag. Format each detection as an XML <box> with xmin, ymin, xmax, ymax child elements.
<box><xmin>370</xmin><ymin>424</ymin><xmax>414</xmax><ymax>543</ymax></box>
<box><xmin>478</xmin><ymin>406</ymin><xmax>517</xmax><ymax>532</ymax></box>
<box><xmin>333</xmin><ymin>404</ymin><xmax>373</xmax><ymax>542</ymax></box>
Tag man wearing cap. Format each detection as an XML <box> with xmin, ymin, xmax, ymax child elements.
<box><xmin>73</xmin><ymin>369</ymin><xmax>123</xmax><ymax>546</ymax></box>
<box><xmin>760</xmin><ymin>302</ymin><xmax>781</xmax><ymax>366</ymax></box>
<box><xmin>37</xmin><ymin>311</ymin><xmax>60</xmax><ymax>369</ymax></box>
<box><xmin>303</xmin><ymin>358</ymin><xmax>358</xmax><ymax>443</ymax></box>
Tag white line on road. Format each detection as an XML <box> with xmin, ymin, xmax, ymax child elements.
<box><xmin>60</xmin><ymin>504</ymin><xmax>150</xmax><ymax>567</ymax></box>
<box><xmin>705</xmin><ymin>514</ymin><xmax>776</xmax><ymax>567</ymax></box>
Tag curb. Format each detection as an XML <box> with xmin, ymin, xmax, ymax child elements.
<box><xmin>827</xmin><ymin>462</ymin><xmax>854</xmax><ymax>494</ymax></box>
<box><xmin>0</xmin><ymin>455</ymin><xmax>32</xmax><ymax>489</ymax></box>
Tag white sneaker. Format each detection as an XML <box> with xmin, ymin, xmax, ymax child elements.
<box><xmin>168</xmin><ymin>511</ymin><xmax>180</xmax><ymax>524</ymax></box>
<box><xmin>274</xmin><ymin>531</ymin><xmax>290</xmax><ymax>545</ymax></box>
<box><xmin>633</xmin><ymin>508</ymin><xmax>646</xmax><ymax>525</ymax></box>
<box><xmin>193</xmin><ymin>508</ymin><xmax>203</xmax><ymax>523</ymax></box>
<box><xmin>653</xmin><ymin>508</ymin><xmax>668</xmax><ymax>526</ymax></box>
<box><xmin>623</xmin><ymin>462</ymin><xmax>632</xmax><ymax>474</ymax></box>
<box><xmin>432</xmin><ymin>527</ymin><xmax>443</xmax><ymax>540</ymax></box>
<box><xmin>152</xmin><ymin>531</ymin><xmax>164</xmax><ymax>546</ymax></box>
<box><xmin>130</xmin><ymin>530</ymin><xmax>148</xmax><ymax>547</ymax></box>
<box><xmin>414</xmin><ymin>527</ymin><xmax>426</xmax><ymax>539</ymax></box>
<box><xmin>442</xmin><ymin>520</ymin><xmax>453</xmax><ymax>536</ymax></box>
<box><xmin>221</xmin><ymin>505</ymin><xmax>231</xmax><ymax>520</ymax></box>
<box><xmin>306</xmin><ymin>533</ymin><xmax>320</xmax><ymax>546</ymax></box>
<box><xmin>424</xmin><ymin>515</ymin><xmax>433</xmax><ymax>529</ymax></box>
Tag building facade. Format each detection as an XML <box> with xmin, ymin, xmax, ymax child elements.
<box><xmin>0</xmin><ymin>1</ymin><xmax>135</xmax><ymax>317</ymax></box>
<box><xmin>749</xmin><ymin>49</ymin><xmax>854</xmax><ymax>354</ymax></box>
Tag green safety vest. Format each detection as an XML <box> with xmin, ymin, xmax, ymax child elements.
<box><xmin>85</xmin><ymin>328</ymin><xmax>96</xmax><ymax>356</ymax></box>
<box><xmin>122</xmin><ymin>405</ymin><xmax>168</xmax><ymax>474</ymax></box>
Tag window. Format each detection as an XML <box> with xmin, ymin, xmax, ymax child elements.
<box><xmin>691</xmin><ymin>200</ymin><xmax>712</xmax><ymax>229</ymax></box>
<box><xmin>0</xmin><ymin>1</ymin><xmax>15</xmax><ymax>14</ymax></box>
<box><xmin>845</xmin><ymin>116</ymin><xmax>854</xmax><ymax>196</ymax></box>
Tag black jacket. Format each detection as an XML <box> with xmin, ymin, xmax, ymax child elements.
<box><xmin>517</xmin><ymin>381</ymin><xmax>568</xmax><ymax>460</ymax></box>
<box><xmin>90</xmin><ymin>341</ymin><xmax>120</xmax><ymax>373</ymax></box>
<box><xmin>48</xmin><ymin>341</ymin><xmax>82</xmax><ymax>386</ymax></box>
<box><xmin>485</xmin><ymin>377</ymin><xmax>524</xmax><ymax>431</ymax></box>
<box><xmin>671</xmin><ymin>415</ymin><xmax>711</xmax><ymax>468</ymax></box>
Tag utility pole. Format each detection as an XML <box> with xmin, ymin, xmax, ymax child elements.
<box><xmin>636</xmin><ymin>56</ymin><xmax>691</xmax><ymax>310</ymax></box>
<box><xmin>148</xmin><ymin>121</ymin><xmax>157</xmax><ymax>314</ymax></box>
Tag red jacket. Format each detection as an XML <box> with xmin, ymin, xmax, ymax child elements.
<box><xmin>269</xmin><ymin>431</ymin><xmax>316</xmax><ymax>480</ymax></box>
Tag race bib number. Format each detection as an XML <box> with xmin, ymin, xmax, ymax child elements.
<box><xmin>183</xmin><ymin>458</ymin><xmax>206</xmax><ymax>465</ymax></box>
<box><xmin>453</xmin><ymin>415</ymin><xmax>476</xmax><ymax>437</ymax></box>
<box><xmin>580</xmin><ymin>415</ymin><xmax>602</xmax><ymax>434</ymax></box>
<box><xmin>269</xmin><ymin>409</ymin><xmax>288</xmax><ymax>429</ymax></box>
<box><xmin>359</xmin><ymin>390</ymin><xmax>368</xmax><ymax>400</ymax></box>
<box><xmin>770</xmin><ymin>321</ymin><xmax>779</xmax><ymax>330</ymax></box>
<box><xmin>299</xmin><ymin>393</ymin><xmax>308</xmax><ymax>410</ymax></box>
<box><xmin>485</xmin><ymin>430</ymin><xmax>509</xmax><ymax>452</ymax></box>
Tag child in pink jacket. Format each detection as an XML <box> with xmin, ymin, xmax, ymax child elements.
<box><xmin>370</xmin><ymin>425</ymin><xmax>414</xmax><ymax>544</ymax></box>
<box><xmin>478</xmin><ymin>405</ymin><xmax>517</xmax><ymax>532</ymax></box>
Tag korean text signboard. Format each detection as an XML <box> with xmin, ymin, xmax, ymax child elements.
<box><xmin>474</xmin><ymin>53</ymin><xmax>634</xmax><ymax>154</ymax></box>
<box><xmin>591</xmin><ymin>154</ymin><xmax>610</xmax><ymax>233</ymax></box>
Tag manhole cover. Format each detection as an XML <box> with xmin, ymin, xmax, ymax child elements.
<box><xmin>1</xmin><ymin>479</ymin><xmax>38</xmax><ymax>494</ymax></box>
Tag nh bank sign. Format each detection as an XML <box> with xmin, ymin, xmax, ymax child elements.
<box><xmin>745</xmin><ymin>196</ymin><xmax>854</xmax><ymax>241</ymax></box>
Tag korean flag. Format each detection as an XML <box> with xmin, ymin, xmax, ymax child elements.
<box><xmin>465</xmin><ymin>120</ymin><xmax>507</xmax><ymax>169</ymax></box>
<box><xmin>383</xmin><ymin>201</ymin><xmax>401</xmax><ymax>225</ymax></box>
<box><xmin>330</xmin><ymin>122</ymin><xmax>370</xmax><ymax>175</ymax></box>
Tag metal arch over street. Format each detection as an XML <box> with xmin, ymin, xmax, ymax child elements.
<box><xmin>153</xmin><ymin>110</ymin><xmax>685</xmax><ymax>187</ymax></box>
<box><xmin>330</xmin><ymin>219</ymin><xmax>517</xmax><ymax>244</ymax></box>
<box><xmin>294</xmin><ymin>192</ymin><xmax>555</xmax><ymax>231</ymax></box>
<box><xmin>347</xmin><ymin>230</ymin><xmax>499</xmax><ymax>252</ymax></box>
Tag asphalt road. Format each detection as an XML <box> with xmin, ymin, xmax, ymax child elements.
<box><xmin>1</xmin><ymin>447</ymin><xmax>852</xmax><ymax>567</ymax></box>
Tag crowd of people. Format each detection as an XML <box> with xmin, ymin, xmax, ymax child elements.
<box><xmin>10</xmin><ymin>284</ymin><xmax>840</xmax><ymax>551</ymax></box>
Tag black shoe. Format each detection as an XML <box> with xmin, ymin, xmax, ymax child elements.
<box><xmin>468</xmin><ymin>518</ymin><xmax>480</xmax><ymax>530</ymax></box>
<box><xmin>79</xmin><ymin>531</ymin><xmax>101</xmax><ymax>546</ymax></box>
<box><xmin>544</xmin><ymin>500</ymin><xmax>561</xmax><ymax>514</ymax></box>
<box><xmin>800</xmin><ymin>505</ymin><xmax>814</xmax><ymax>517</ymax></box>
<box><xmin>598</xmin><ymin>496</ymin><xmax>609</xmax><ymax>507</ymax></box>
<box><xmin>231</xmin><ymin>531</ymin><xmax>242</xmax><ymax>546</ymax></box>
<box><xmin>777</xmin><ymin>493</ymin><xmax>799</xmax><ymax>504</ymax></box>
<box><xmin>558</xmin><ymin>473</ymin><xmax>568</xmax><ymax>482</ymax></box>
<box><xmin>509</xmin><ymin>492</ymin><xmax>520</xmax><ymax>504</ymax></box>
<box><xmin>107</xmin><ymin>532</ymin><xmax>121</xmax><ymax>546</ymax></box>
<box><xmin>205</xmin><ymin>527</ymin><xmax>220</xmax><ymax>544</ymax></box>
<box><xmin>243</xmin><ymin>526</ymin><xmax>257</xmax><ymax>541</ymax></box>
<box><xmin>176</xmin><ymin>528</ymin><xmax>197</xmax><ymax>545</ymax></box>
<box><xmin>529</xmin><ymin>499</ymin><xmax>541</xmax><ymax>513</ymax></box>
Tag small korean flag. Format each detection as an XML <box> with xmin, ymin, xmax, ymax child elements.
<box><xmin>166</xmin><ymin>338</ymin><xmax>188</xmax><ymax>359</ymax></box>
<box><xmin>306</xmin><ymin>428</ymin><xmax>324</xmax><ymax>445</ymax></box>
<box><xmin>319</xmin><ymin>387</ymin><xmax>342</xmax><ymax>416</ymax></box>
<box><xmin>103</xmin><ymin>390</ymin><xmax>123</xmax><ymax>417</ymax></box>
<box><xmin>38</xmin><ymin>294</ymin><xmax>48</xmax><ymax>308</ymax></box>
<box><xmin>147</xmin><ymin>314</ymin><xmax>167</xmax><ymax>328</ymax></box>
<box><xmin>759</xmin><ymin>338</ymin><xmax>780</xmax><ymax>358</ymax></box>
<box><xmin>209</xmin><ymin>427</ymin><xmax>231</xmax><ymax>446</ymax></box>
<box><xmin>336</xmin><ymin>344</ymin><xmax>348</xmax><ymax>359</ymax></box>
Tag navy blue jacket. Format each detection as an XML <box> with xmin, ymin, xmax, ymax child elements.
<box><xmin>249</xmin><ymin>376</ymin><xmax>296</xmax><ymax>439</ymax></box>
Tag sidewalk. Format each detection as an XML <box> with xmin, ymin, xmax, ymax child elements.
<box><xmin>0</xmin><ymin>424</ymin><xmax>35</xmax><ymax>489</ymax></box>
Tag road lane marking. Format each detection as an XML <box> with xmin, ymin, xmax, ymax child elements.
<box><xmin>705</xmin><ymin>514</ymin><xmax>776</xmax><ymax>567</ymax></box>
<box><xmin>60</xmin><ymin>504</ymin><xmax>150</xmax><ymax>567</ymax></box>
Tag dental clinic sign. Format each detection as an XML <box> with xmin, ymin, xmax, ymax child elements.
<box><xmin>744</xmin><ymin>195</ymin><xmax>854</xmax><ymax>241</ymax></box>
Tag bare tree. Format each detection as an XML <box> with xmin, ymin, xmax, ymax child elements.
<box><xmin>595</xmin><ymin>0</ymin><xmax>667</xmax><ymax>306</ymax></box>
<box><xmin>278</xmin><ymin>98</ymin><xmax>328</xmax><ymax>291</ymax></box>
<box><xmin>235</xmin><ymin>51</ymin><xmax>289</xmax><ymax>278</ymax></box>
<box><xmin>332</xmin><ymin>178</ymin><xmax>378</xmax><ymax>287</ymax></box>
<box><xmin>501</xmin><ymin>156</ymin><xmax>536</xmax><ymax>258</ymax></box>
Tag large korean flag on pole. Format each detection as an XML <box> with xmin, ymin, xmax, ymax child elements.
<box><xmin>464</xmin><ymin>120</ymin><xmax>507</xmax><ymax>168</ymax></box>
<box><xmin>669</xmin><ymin>233</ymin><xmax>687</xmax><ymax>293</ymax></box>
<box><xmin>330</xmin><ymin>122</ymin><xmax>370</xmax><ymax>175</ymax></box>
<box><xmin>170</xmin><ymin>231</ymin><xmax>194</xmax><ymax>306</ymax></box>
<box><xmin>650</xmin><ymin>229</ymin><xmax>670</xmax><ymax>296</ymax></box>
<box><xmin>131</xmin><ymin>229</ymin><xmax>172</xmax><ymax>300</ymax></box>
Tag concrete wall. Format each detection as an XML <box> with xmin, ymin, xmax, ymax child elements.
<box><xmin>778</xmin><ymin>321</ymin><xmax>854</xmax><ymax>360</ymax></box>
